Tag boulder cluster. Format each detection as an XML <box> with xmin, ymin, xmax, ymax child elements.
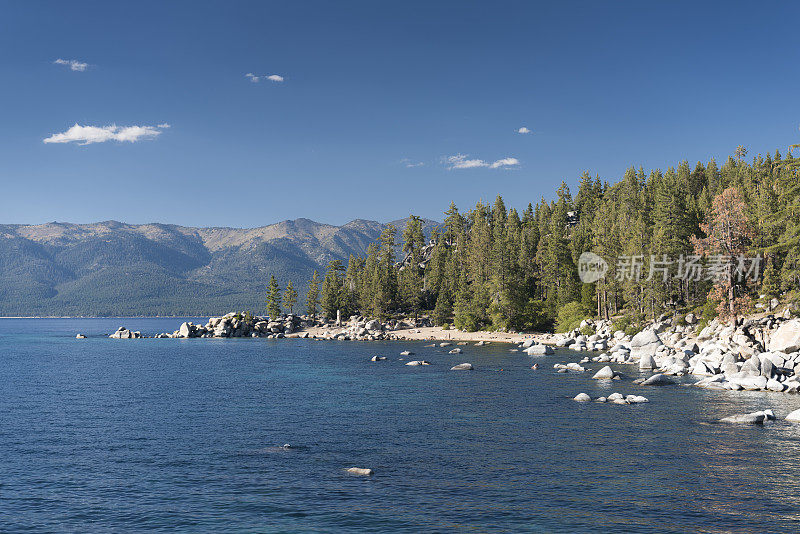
<box><xmin>552</xmin><ymin>309</ymin><xmax>800</xmax><ymax>395</ymax></box>
<box><xmin>109</xmin><ymin>327</ymin><xmax>142</xmax><ymax>339</ymax></box>
<box><xmin>574</xmin><ymin>392</ymin><xmax>648</xmax><ymax>404</ymax></box>
<box><xmin>519</xmin><ymin>338</ymin><xmax>554</xmax><ymax>355</ymax></box>
<box><xmin>109</xmin><ymin>313</ymin><xmax>319</xmax><ymax>339</ymax></box>
<box><xmin>167</xmin><ymin>313</ymin><xmax>314</xmax><ymax>338</ymax></box>
<box><xmin>316</xmin><ymin>315</ymin><xmax>431</xmax><ymax>341</ymax></box>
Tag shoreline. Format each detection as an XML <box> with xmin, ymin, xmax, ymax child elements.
<box><xmin>299</xmin><ymin>325</ymin><xmax>555</xmax><ymax>345</ymax></box>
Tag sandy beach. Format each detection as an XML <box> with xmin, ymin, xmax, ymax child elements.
<box><xmin>301</xmin><ymin>325</ymin><xmax>558</xmax><ymax>345</ymax></box>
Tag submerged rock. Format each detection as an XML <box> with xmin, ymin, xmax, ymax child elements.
<box><xmin>720</xmin><ymin>412</ymin><xmax>766</xmax><ymax>424</ymax></box>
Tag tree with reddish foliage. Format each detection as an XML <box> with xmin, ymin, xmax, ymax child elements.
<box><xmin>691</xmin><ymin>187</ymin><xmax>756</xmax><ymax>321</ymax></box>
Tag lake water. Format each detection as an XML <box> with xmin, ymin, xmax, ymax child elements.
<box><xmin>2</xmin><ymin>318</ymin><xmax>800</xmax><ymax>533</ymax></box>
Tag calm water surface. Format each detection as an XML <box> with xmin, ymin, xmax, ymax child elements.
<box><xmin>2</xmin><ymin>318</ymin><xmax>800</xmax><ymax>533</ymax></box>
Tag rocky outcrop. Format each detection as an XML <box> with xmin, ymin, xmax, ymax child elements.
<box><xmin>170</xmin><ymin>313</ymin><xmax>315</xmax><ymax>339</ymax></box>
<box><xmin>109</xmin><ymin>327</ymin><xmax>141</xmax><ymax>339</ymax></box>
<box><xmin>767</xmin><ymin>319</ymin><xmax>800</xmax><ymax>353</ymax></box>
<box><xmin>313</xmin><ymin>315</ymin><xmax>432</xmax><ymax>342</ymax></box>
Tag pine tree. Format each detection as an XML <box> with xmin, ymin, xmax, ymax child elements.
<box><xmin>371</xmin><ymin>225</ymin><xmax>397</xmax><ymax>318</ymax></box>
<box><xmin>283</xmin><ymin>281</ymin><xmax>298</xmax><ymax>314</ymax></box>
<box><xmin>691</xmin><ymin>187</ymin><xmax>755</xmax><ymax>320</ymax></box>
<box><xmin>768</xmin><ymin>144</ymin><xmax>800</xmax><ymax>290</ymax></box>
<box><xmin>321</xmin><ymin>260</ymin><xmax>345</xmax><ymax>320</ymax></box>
<box><xmin>399</xmin><ymin>215</ymin><xmax>425</xmax><ymax>317</ymax></box>
<box><xmin>266</xmin><ymin>275</ymin><xmax>282</xmax><ymax>319</ymax></box>
<box><xmin>433</xmin><ymin>285</ymin><xmax>453</xmax><ymax>326</ymax></box>
<box><xmin>306</xmin><ymin>270</ymin><xmax>320</xmax><ymax>318</ymax></box>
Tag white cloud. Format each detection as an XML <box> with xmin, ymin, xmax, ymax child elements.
<box><xmin>446</xmin><ymin>154</ymin><xmax>520</xmax><ymax>170</ymax></box>
<box><xmin>489</xmin><ymin>157</ymin><xmax>520</xmax><ymax>168</ymax></box>
<box><xmin>400</xmin><ymin>158</ymin><xmax>424</xmax><ymax>168</ymax></box>
<box><xmin>517</xmin><ymin>127</ymin><xmax>531</xmax><ymax>134</ymax></box>
<box><xmin>246</xmin><ymin>73</ymin><xmax>284</xmax><ymax>83</ymax></box>
<box><xmin>157</xmin><ymin>123</ymin><xmax>171</xmax><ymax>128</ymax></box>
<box><xmin>43</xmin><ymin>123</ymin><xmax>169</xmax><ymax>145</ymax></box>
<box><xmin>54</xmin><ymin>59</ymin><xmax>89</xmax><ymax>72</ymax></box>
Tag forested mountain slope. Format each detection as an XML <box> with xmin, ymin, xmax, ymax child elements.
<box><xmin>0</xmin><ymin>218</ymin><xmax>437</xmax><ymax>316</ymax></box>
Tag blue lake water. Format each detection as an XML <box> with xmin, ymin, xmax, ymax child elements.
<box><xmin>2</xmin><ymin>318</ymin><xmax>800</xmax><ymax>533</ymax></box>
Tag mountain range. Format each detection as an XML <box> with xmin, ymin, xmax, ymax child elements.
<box><xmin>0</xmin><ymin>218</ymin><xmax>439</xmax><ymax>316</ymax></box>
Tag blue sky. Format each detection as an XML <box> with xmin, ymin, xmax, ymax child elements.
<box><xmin>1</xmin><ymin>1</ymin><xmax>798</xmax><ymax>227</ymax></box>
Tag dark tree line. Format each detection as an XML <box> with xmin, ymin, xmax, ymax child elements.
<box><xmin>310</xmin><ymin>144</ymin><xmax>800</xmax><ymax>331</ymax></box>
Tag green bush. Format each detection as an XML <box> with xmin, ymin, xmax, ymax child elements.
<box><xmin>612</xmin><ymin>314</ymin><xmax>643</xmax><ymax>337</ymax></box>
<box><xmin>555</xmin><ymin>301</ymin><xmax>591</xmax><ymax>333</ymax></box>
<box><xmin>454</xmin><ymin>311</ymin><xmax>480</xmax><ymax>332</ymax></box>
<box><xmin>579</xmin><ymin>325</ymin><xmax>595</xmax><ymax>336</ymax></box>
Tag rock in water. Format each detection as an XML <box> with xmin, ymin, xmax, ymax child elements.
<box><xmin>786</xmin><ymin>409</ymin><xmax>800</xmax><ymax>422</ymax></box>
<box><xmin>592</xmin><ymin>366</ymin><xmax>615</xmax><ymax>379</ymax></box>
<box><xmin>370</xmin><ymin>356</ymin><xmax>386</xmax><ymax>362</ymax></box>
<box><xmin>346</xmin><ymin>467</ymin><xmax>373</xmax><ymax>476</ymax></box>
<box><xmin>405</xmin><ymin>360</ymin><xmax>431</xmax><ymax>366</ymax></box>
<box><xmin>639</xmin><ymin>354</ymin><xmax>656</xmax><ymax>370</ymax></box>
<box><xmin>573</xmin><ymin>393</ymin><xmax>592</xmax><ymax>402</ymax></box>
<box><xmin>400</xmin><ymin>350</ymin><xmax>415</xmax><ymax>356</ymax></box>
<box><xmin>450</xmin><ymin>363</ymin><xmax>474</xmax><ymax>371</ymax></box>
<box><xmin>720</xmin><ymin>412</ymin><xmax>766</xmax><ymax>424</ymax></box>
<box><xmin>641</xmin><ymin>373</ymin><xmax>674</xmax><ymax>386</ymax></box>
<box><xmin>526</xmin><ymin>344</ymin><xmax>554</xmax><ymax>356</ymax></box>
<box><xmin>449</xmin><ymin>348</ymin><xmax>463</xmax><ymax>354</ymax></box>
<box><xmin>178</xmin><ymin>322</ymin><xmax>192</xmax><ymax>338</ymax></box>
<box><xmin>76</xmin><ymin>334</ymin><xmax>86</xmax><ymax>339</ymax></box>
